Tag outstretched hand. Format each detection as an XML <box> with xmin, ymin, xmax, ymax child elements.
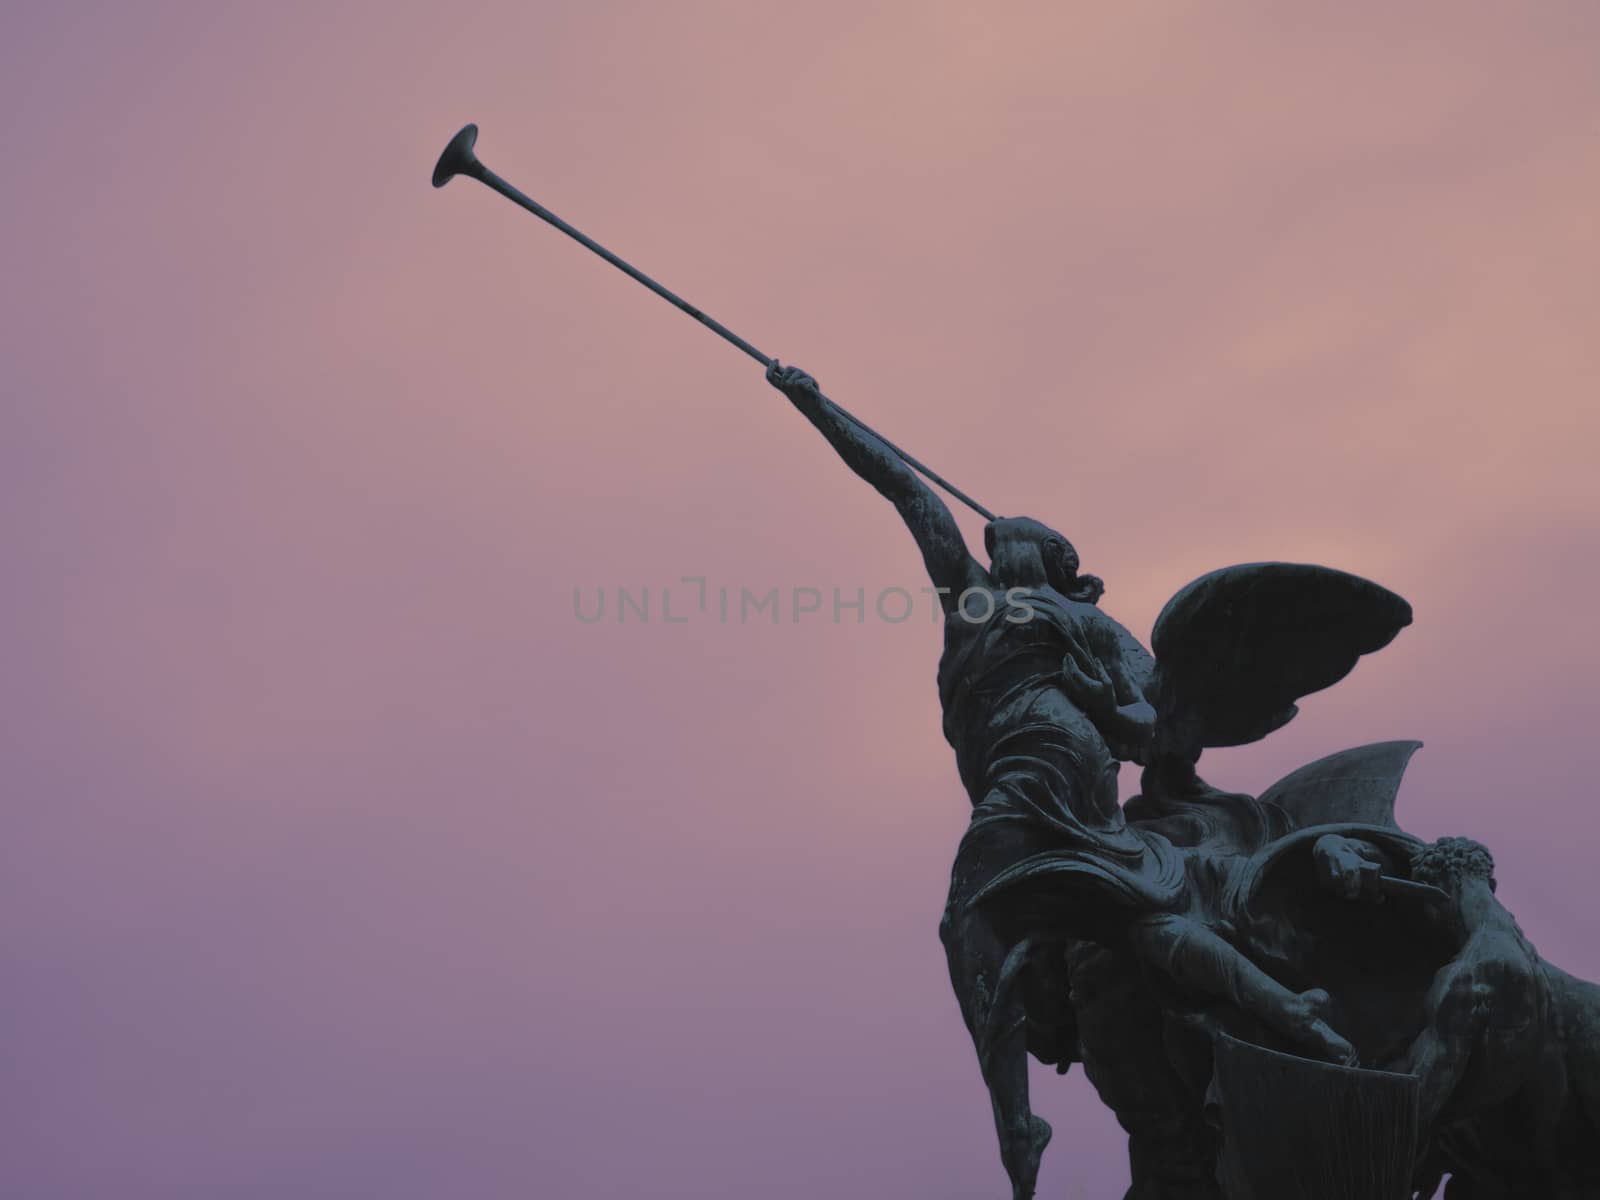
<box><xmin>1313</xmin><ymin>834</ymin><xmax>1387</xmax><ymax>903</ymax></box>
<box><xmin>766</xmin><ymin>361</ymin><xmax>821</xmax><ymax>397</ymax></box>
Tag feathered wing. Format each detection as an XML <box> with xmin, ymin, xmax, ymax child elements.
<box><xmin>1146</xmin><ymin>563</ymin><xmax>1413</xmax><ymax>762</ymax></box>
<box><xmin>1104</xmin><ymin>611</ymin><xmax>1157</xmax><ymax>700</ymax></box>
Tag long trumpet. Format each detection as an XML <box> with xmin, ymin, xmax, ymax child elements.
<box><xmin>432</xmin><ymin>123</ymin><xmax>997</xmax><ymax>522</ymax></box>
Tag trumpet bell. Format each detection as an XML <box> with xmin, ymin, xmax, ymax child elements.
<box><xmin>432</xmin><ymin>124</ymin><xmax>481</xmax><ymax>188</ymax></box>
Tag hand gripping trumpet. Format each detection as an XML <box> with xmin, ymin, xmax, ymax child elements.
<box><xmin>432</xmin><ymin>123</ymin><xmax>996</xmax><ymax>521</ymax></box>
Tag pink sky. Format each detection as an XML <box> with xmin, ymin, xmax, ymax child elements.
<box><xmin>3</xmin><ymin>3</ymin><xmax>1598</xmax><ymax>1196</ymax></box>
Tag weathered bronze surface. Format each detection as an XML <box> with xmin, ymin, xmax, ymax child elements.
<box><xmin>765</xmin><ymin>361</ymin><xmax>1600</xmax><ymax>1200</ymax></box>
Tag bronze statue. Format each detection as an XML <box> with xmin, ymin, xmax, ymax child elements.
<box><xmin>433</xmin><ymin>123</ymin><xmax>1600</xmax><ymax>1199</ymax></box>
<box><xmin>1400</xmin><ymin>838</ymin><xmax>1600</xmax><ymax>1196</ymax></box>
<box><xmin>767</xmin><ymin>362</ymin><xmax>1414</xmax><ymax>1196</ymax></box>
<box><xmin>766</xmin><ymin>358</ymin><xmax>1600</xmax><ymax>1199</ymax></box>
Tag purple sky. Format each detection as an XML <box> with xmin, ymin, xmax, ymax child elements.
<box><xmin>3</xmin><ymin>3</ymin><xmax>1598</xmax><ymax>1197</ymax></box>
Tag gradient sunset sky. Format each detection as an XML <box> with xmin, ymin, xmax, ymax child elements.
<box><xmin>3</xmin><ymin>3</ymin><xmax>1598</xmax><ymax>1197</ymax></box>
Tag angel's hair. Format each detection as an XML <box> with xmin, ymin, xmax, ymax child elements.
<box><xmin>983</xmin><ymin>516</ymin><xmax>1104</xmax><ymax>605</ymax></box>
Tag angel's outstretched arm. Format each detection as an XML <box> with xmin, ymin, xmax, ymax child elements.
<box><xmin>768</xmin><ymin>363</ymin><xmax>986</xmax><ymax>608</ymax></box>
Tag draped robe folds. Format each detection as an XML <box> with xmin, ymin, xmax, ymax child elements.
<box><xmin>938</xmin><ymin>589</ymin><xmax>1187</xmax><ymax>927</ymax></box>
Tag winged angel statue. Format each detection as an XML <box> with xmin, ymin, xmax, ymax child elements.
<box><xmin>428</xmin><ymin>122</ymin><xmax>1599</xmax><ymax>1200</ymax></box>
<box><xmin>767</xmin><ymin>363</ymin><xmax>1600</xmax><ymax>1200</ymax></box>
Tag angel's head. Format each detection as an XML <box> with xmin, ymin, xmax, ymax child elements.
<box><xmin>984</xmin><ymin>516</ymin><xmax>1104</xmax><ymax>604</ymax></box>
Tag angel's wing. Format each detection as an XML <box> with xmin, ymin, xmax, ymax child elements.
<box><xmin>1148</xmin><ymin>563</ymin><xmax>1412</xmax><ymax>761</ymax></box>
<box><xmin>1101</xmin><ymin>610</ymin><xmax>1157</xmax><ymax>699</ymax></box>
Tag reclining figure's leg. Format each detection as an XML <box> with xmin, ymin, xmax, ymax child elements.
<box><xmin>1126</xmin><ymin>913</ymin><xmax>1356</xmax><ymax>1064</ymax></box>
